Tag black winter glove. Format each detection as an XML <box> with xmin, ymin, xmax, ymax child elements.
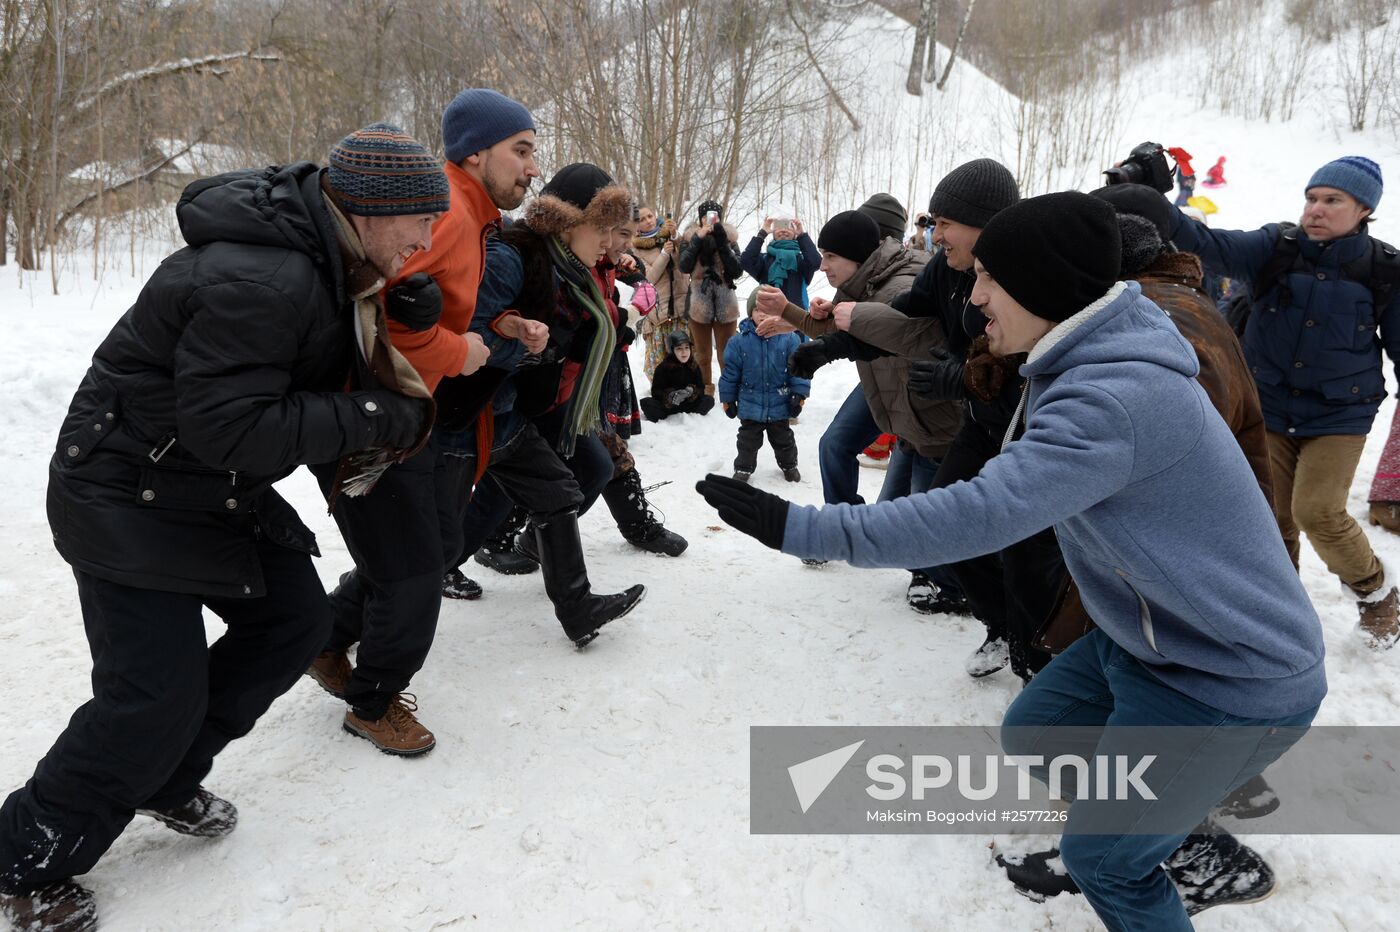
<box><xmin>788</xmin><ymin>395</ymin><xmax>805</xmax><ymax>418</ymax></box>
<box><xmin>695</xmin><ymin>473</ymin><xmax>790</xmax><ymax>550</ymax></box>
<box><xmin>665</xmin><ymin>386</ymin><xmax>696</xmax><ymax>408</ymax></box>
<box><xmin>384</xmin><ymin>273</ymin><xmax>443</xmax><ymax>332</ymax></box>
<box><xmin>617</xmin><ymin>323</ymin><xmax>636</xmax><ymax>347</ymax></box>
<box><xmin>723</xmin><ymin>401</ymin><xmax>738</xmax><ymax>419</ymax></box>
<box><xmin>908</xmin><ymin>346</ymin><xmax>967</xmax><ymax>400</ymax></box>
<box><xmin>354</xmin><ymin>390</ymin><xmax>428</xmax><ymax>449</ymax></box>
<box><xmin>788</xmin><ymin>341</ymin><xmax>834</xmax><ymax>380</ymax></box>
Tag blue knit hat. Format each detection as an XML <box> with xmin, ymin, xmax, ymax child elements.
<box><xmin>1307</xmin><ymin>156</ymin><xmax>1383</xmax><ymax>210</ymax></box>
<box><xmin>326</xmin><ymin>123</ymin><xmax>449</xmax><ymax>217</ymax></box>
<box><xmin>442</xmin><ymin>88</ymin><xmax>535</xmax><ymax>164</ymax></box>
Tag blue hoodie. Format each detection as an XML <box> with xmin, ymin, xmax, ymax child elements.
<box><xmin>782</xmin><ymin>282</ymin><xmax>1326</xmax><ymax>719</ymax></box>
<box><xmin>719</xmin><ymin>317</ymin><xmax>810</xmax><ymax>422</ymax></box>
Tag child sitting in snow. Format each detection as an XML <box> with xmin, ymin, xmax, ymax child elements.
<box><xmin>719</xmin><ymin>305</ymin><xmax>810</xmax><ymax>483</ymax></box>
<box><xmin>642</xmin><ymin>331</ymin><xmax>714</xmax><ymax>421</ymax></box>
<box><xmin>738</xmin><ymin>208</ymin><xmax>822</xmax><ymax>310</ymax></box>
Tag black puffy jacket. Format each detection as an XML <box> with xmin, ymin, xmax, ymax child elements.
<box><xmin>48</xmin><ymin>162</ymin><xmax>391</xmax><ymax>598</ymax></box>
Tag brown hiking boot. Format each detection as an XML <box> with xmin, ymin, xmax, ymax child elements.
<box><xmin>0</xmin><ymin>880</ymin><xmax>98</xmax><ymax>932</ymax></box>
<box><xmin>305</xmin><ymin>649</ymin><xmax>352</xmax><ymax>698</ymax></box>
<box><xmin>1358</xmin><ymin>586</ymin><xmax>1400</xmax><ymax>650</ymax></box>
<box><xmin>343</xmin><ymin>694</ymin><xmax>435</xmax><ymax>756</ymax></box>
<box><xmin>1369</xmin><ymin>502</ymin><xmax>1400</xmax><ymax>534</ymax></box>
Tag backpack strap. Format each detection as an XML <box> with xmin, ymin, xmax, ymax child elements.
<box><xmin>1257</xmin><ymin>222</ymin><xmax>1304</xmax><ymax>308</ymax></box>
<box><xmin>1363</xmin><ymin>236</ymin><xmax>1400</xmax><ymax>317</ymax></box>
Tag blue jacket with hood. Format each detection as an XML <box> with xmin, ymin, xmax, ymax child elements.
<box><xmin>782</xmin><ymin>282</ymin><xmax>1326</xmax><ymax>719</ymax></box>
<box><xmin>719</xmin><ymin>318</ymin><xmax>810</xmax><ymax>422</ymax></box>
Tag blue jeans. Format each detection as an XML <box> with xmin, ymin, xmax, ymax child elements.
<box><xmin>1001</xmin><ymin>629</ymin><xmax>1319</xmax><ymax>932</ymax></box>
<box><xmin>818</xmin><ymin>386</ymin><xmax>879</xmax><ymax>505</ymax></box>
<box><xmin>879</xmin><ymin>446</ymin><xmax>963</xmax><ymax>597</ymax></box>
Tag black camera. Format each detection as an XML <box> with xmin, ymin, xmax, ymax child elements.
<box><xmin>1103</xmin><ymin>142</ymin><xmax>1175</xmax><ymax>194</ymax></box>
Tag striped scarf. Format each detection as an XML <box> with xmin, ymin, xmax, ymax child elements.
<box><xmin>547</xmin><ymin>235</ymin><xmax>615</xmax><ymax>456</ymax></box>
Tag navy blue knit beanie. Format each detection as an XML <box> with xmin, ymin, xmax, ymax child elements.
<box><xmin>1307</xmin><ymin>156</ymin><xmax>1383</xmax><ymax>210</ymax></box>
<box><xmin>442</xmin><ymin>88</ymin><xmax>536</xmax><ymax>164</ymax></box>
<box><xmin>326</xmin><ymin>123</ymin><xmax>450</xmax><ymax>217</ymax></box>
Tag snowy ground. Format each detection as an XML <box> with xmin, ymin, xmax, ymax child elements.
<box><xmin>7</xmin><ymin>4</ymin><xmax>1400</xmax><ymax>929</ymax></box>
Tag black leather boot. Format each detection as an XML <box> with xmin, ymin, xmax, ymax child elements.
<box><xmin>474</xmin><ymin>505</ymin><xmax>539</xmax><ymax>575</ymax></box>
<box><xmin>534</xmin><ymin>511</ymin><xmax>644</xmax><ymax>646</ymax></box>
<box><xmin>602</xmin><ymin>469</ymin><xmax>688</xmax><ymax>557</ymax></box>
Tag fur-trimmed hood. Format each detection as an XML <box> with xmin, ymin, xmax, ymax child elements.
<box><xmin>524</xmin><ymin>185</ymin><xmax>634</xmax><ymax>235</ymax></box>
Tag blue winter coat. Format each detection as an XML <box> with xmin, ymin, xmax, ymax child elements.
<box><xmin>1168</xmin><ymin>210</ymin><xmax>1400</xmax><ymax>436</ymax></box>
<box><xmin>739</xmin><ymin>233</ymin><xmax>821</xmax><ymax>308</ymax></box>
<box><xmin>783</xmin><ymin>283</ymin><xmax>1326</xmax><ymax>720</ymax></box>
<box><xmin>719</xmin><ymin>318</ymin><xmax>811</xmax><ymax>422</ymax></box>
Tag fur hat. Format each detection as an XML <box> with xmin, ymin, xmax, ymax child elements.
<box><xmin>1116</xmin><ymin>213</ymin><xmax>1168</xmax><ymax>278</ymax></box>
<box><xmin>524</xmin><ymin>163</ymin><xmax>634</xmax><ymax>235</ymax></box>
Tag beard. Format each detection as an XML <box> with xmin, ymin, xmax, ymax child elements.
<box><xmin>484</xmin><ymin>172</ymin><xmax>528</xmax><ymax>211</ymax></box>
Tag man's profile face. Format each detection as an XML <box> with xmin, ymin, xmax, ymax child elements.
<box><xmin>469</xmin><ymin>131</ymin><xmax>539</xmax><ymax>210</ymax></box>
<box><xmin>608</xmin><ymin>221</ymin><xmax>638</xmax><ymax>263</ymax></box>
<box><xmin>971</xmin><ymin>259</ymin><xmax>1053</xmax><ymax>356</ymax></box>
<box><xmin>355</xmin><ymin>212</ymin><xmax>440</xmax><ymax>278</ymax></box>
<box><xmin>1300</xmin><ymin>186</ymin><xmax>1370</xmax><ymax>243</ymax></box>
<box><xmin>932</xmin><ymin>216</ymin><xmax>980</xmax><ymax>271</ymax></box>
<box><xmin>819</xmin><ymin>249</ymin><xmax>859</xmax><ymax>288</ymax></box>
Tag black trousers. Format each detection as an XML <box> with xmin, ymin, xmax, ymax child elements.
<box><xmin>931</xmin><ymin>417</ymin><xmax>1060</xmax><ymax>679</ymax></box>
<box><xmin>735</xmin><ymin>418</ymin><xmax>798</xmax><ymax>472</ymax></box>
<box><xmin>0</xmin><ymin>541</ymin><xmax>329</xmax><ymax>894</ymax></box>
<box><xmin>453</xmin><ymin>419</ymin><xmax>587</xmax><ymax>568</ymax></box>
<box><xmin>640</xmin><ymin>395</ymin><xmax>714</xmax><ymax>421</ymax></box>
<box><xmin>312</xmin><ymin>441</ymin><xmax>445</xmax><ymax>720</ymax></box>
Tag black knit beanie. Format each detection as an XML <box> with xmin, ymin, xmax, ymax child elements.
<box><xmin>928</xmin><ymin>159</ymin><xmax>1020</xmax><ymax>228</ymax></box>
<box><xmin>817</xmin><ymin>210</ymin><xmax>882</xmax><ymax>264</ymax></box>
<box><xmin>859</xmin><ymin>193</ymin><xmax>908</xmax><ymax>241</ymax></box>
<box><xmin>972</xmin><ymin>192</ymin><xmax>1121</xmax><ymax>323</ymax></box>
<box><xmin>542</xmin><ymin>163</ymin><xmax>615</xmax><ymax>211</ymax></box>
<box><xmin>1090</xmin><ymin>183</ymin><xmax>1173</xmax><ymax>242</ymax></box>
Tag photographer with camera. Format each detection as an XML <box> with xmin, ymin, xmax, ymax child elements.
<box><xmin>908</xmin><ymin>212</ymin><xmax>935</xmax><ymax>252</ymax></box>
<box><xmin>633</xmin><ymin>205</ymin><xmax>688</xmax><ymax>378</ymax></box>
<box><xmin>1161</xmin><ymin>154</ymin><xmax>1400</xmax><ymax>649</ymax></box>
<box><xmin>739</xmin><ymin>207</ymin><xmax>821</xmax><ymax>310</ymax></box>
<box><xmin>678</xmin><ymin>199</ymin><xmax>744</xmax><ymax>395</ymax></box>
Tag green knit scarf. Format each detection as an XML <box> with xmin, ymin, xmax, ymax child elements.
<box><xmin>546</xmin><ymin>234</ymin><xmax>615</xmax><ymax>456</ymax></box>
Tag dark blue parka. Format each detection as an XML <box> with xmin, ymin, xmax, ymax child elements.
<box><xmin>719</xmin><ymin>318</ymin><xmax>811</xmax><ymax>422</ymax></box>
<box><xmin>739</xmin><ymin>232</ymin><xmax>821</xmax><ymax>308</ymax></box>
<box><xmin>1169</xmin><ymin>209</ymin><xmax>1400</xmax><ymax>436</ymax></box>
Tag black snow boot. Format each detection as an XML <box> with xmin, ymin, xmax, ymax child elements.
<box><xmin>1211</xmin><ymin>773</ymin><xmax>1281</xmax><ymax>820</ymax></box>
<box><xmin>137</xmin><ymin>786</ymin><xmax>238</xmax><ymax>837</ymax></box>
<box><xmin>907</xmin><ymin>570</ymin><xmax>973</xmax><ymax>617</ymax></box>
<box><xmin>441</xmin><ymin>568</ymin><xmax>484</xmax><ymax>600</ymax></box>
<box><xmin>602</xmin><ymin>469</ymin><xmax>688</xmax><ymax>557</ymax></box>
<box><xmin>1167</xmin><ymin>826</ymin><xmax>1276</xmax><ymax>915</ymax></box>
<box><xmin>0</xmin><ymin>881</ymin><xmax>98</xmax><ymax>932</ymax></box>
<box><xmin>474</xmin><ymin>506</ymin><xmax>539</xmax><ymax>575</ymax></box>
<box><xmin>535</xmin><ymin>511</ymin><xmax>645</xmax><ymax>646</ymax></box>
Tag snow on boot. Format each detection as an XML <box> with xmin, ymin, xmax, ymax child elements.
<box><xmin>1166</xmin><ymin>828</ymin><xmax>1276</xmax><ymax>915</ymax></box>
<box><xmin>137</xmin><ymin>787</ymin><xmax>238</xmax><ymax>837</ymax></box>
<box><xmin>965</xmin><ymin>636</ymin><xmax>1009</xmax><ymax>678</ymax></box>
<box><xmin>732</xmin><ymin>470</ymin><xmax>752</xmax><ymax>483</ymax></box>
<box><xmin>1357</xmin><ymin>584</ymin><xmax>1400</xmax><ymax>649</ymax></box>
<box><xmin>1370</xmin><ymin>502</ymin><xmax>1400</xmax><ymax>534</ymax></box>
<box><xmin>996</xmin><ymin>847</ymin><xmax>1080</xmax><ymax>903</ymax></box>
<box><xmin>0</xmin><ymin>881</ymin><xmax>98</xmax><ymax>932</ymax></box>
<box><xmin>1212</xmin><ymin>773</ymin><xmax>1280</xmax><ymax>820</ymax></box>
<box><xmin>441</xmin><ymin>568</ymin><xmax>484</xmax><ymax>601</ymax></box>
<box><xmin>782</xmin><ymin>466</ymin><xmax>801</xmax><ymax>482</ymax></box>
<box><xmin>474</xmin><ymin>506</ymin><xmax>539</xmax><ymax>575</ymax></box>
<box><xmin>605</xmin><ymin>469</ymin><xmax>688</xmax><ymax>557</ymax></box>
<box><xmin>907</xmin><ymin>571</ymin><xmax>973</xmax><ymax>617</ymax></box>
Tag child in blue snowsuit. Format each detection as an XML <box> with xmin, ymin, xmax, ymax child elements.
<box><xmin>739</xmin><ymin>217</ymin><xmax>822</xmax><ymax>309</ymax></box>
<box><xmin>719</xmin><ymin>312</ymin><xmax>811</xmax><ymax>482</ymax></box>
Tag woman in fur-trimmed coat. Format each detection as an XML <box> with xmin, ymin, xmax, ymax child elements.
<box><xmin>677</xmin><ymin>199</ymin><xmax>743</xmax><ymax>395</ymax></box>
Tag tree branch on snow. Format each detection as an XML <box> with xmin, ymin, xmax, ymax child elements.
<box><xmin>71</xmin><ymin>50</ymin><xmax>283</xmax><ymax>116</ymax></box>
<box><xmin>788</xmin><ymin>1</ymin><xmax>861</xmax><ymax>130</ymax></box>
<box><xmin>52</xmin><ymin>135</ymin><xmax>206</xmax><ymax>237</ymax></box>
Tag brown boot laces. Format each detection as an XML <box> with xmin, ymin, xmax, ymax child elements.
<box><xmin>383</xmin><ymin>693</ymin><xmax>421</xmax><ymax>731</ymax></box>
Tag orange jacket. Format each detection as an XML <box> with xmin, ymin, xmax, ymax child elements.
<box><xmin>388</xmin><ymin>161</ymin><xmax>500</xmax><ymax>393</ymax></box>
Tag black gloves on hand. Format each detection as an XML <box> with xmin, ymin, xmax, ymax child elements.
<box><xmin>908</xmin><ymin>346</ymin><xmax>967</xmax><ymax>400</ymax></box>
<box><xmin>384</xmin><ymin>273</ymin><xmax>443</xmax><ymax>332</ymax></box>
<box><xmin>788</xmin><ymin>341</ymin><xmax>833</xmax><ymax>380</ymax></box>
<box><xmin>617</xmin><ymin>323</ymin><xmax>636</xmax><ymax>347</ymax></box>
<box><xmin>788</xmin><ymin>395</ymin><xmax>804</xmax><ymax>417</ymax></box>
<box><xmin>695</xmin><ymin>473</ymin><xmax>789</xmax><ymax>550</ymax></box>
<box><xmin>723</xmin><ymin>401</ymin><xmax>738</xmax><ymax>419</ymax></box>
<box><xmin>665</xmin><ymin>386</ymin><xmax>696</xmax><ymax>408</ymax></box>
<box><xmin>355</xmin><ymin>390</ymin><xmax>428</xmax><ymax>449</ymax></box>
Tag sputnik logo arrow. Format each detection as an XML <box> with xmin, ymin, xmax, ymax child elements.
<box><xmin>788</xmin><ymin>740</ymin><xmax>865</xmax><ymax>813</ymax></box>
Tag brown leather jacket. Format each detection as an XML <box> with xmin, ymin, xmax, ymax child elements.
<box><xmin>1136</xmin><ymin>251</ymin><xmax>1275</xmax><ymax>511</ymax></box>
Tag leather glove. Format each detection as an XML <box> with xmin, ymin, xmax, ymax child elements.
<box><xmin>788</xmin><ymin>395</ymin><xmax>805</xmax><ymax>418</ymax></box>
<box><xmin>354</xmin><ymin>389</ymin><xmax>428</xmax><ymax>449</ymax></box>
<box><xmin>908</xmin><ymin>346</ymin><xmax>967</xmax><ymax>400</ymax></box>
<box><xmin>788</xmin><ymin>341</ymin><xmax>833</xmax><ymax>380</ymax></box>
<box><xmin>384</xmin><ymin>273</ymin><xmax>443</xmax><ymax>332</ymax></box>
<box><xmin>724</xmin><ymin>401</ymin><xmax>738</xmax><ymax>419</ymax></box>
<box><xmin>665</xmin><ymin>386</ymin><xmax>696</xmax><ymax>408</ymax></box>
<box><xmin>617</xmin><ymin>323</ymin><xmax>636</xmax><ymax>347</ymax></box>
<box><xmin>695</xmin><ymin>473</ymin><xmax>789</xmax><ymax>550</ymax></box>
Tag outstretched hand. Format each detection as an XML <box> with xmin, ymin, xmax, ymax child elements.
<box><xmin>694</xmin><ymin>473</ymin><xmax>790</xmax><ymax>550</ymax></box>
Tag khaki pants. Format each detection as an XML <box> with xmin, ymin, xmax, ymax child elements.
<box><xmin>689</xmin><ymin>319</ymin><xmax>738</xmax><ymax>396</ymax></box>
<box><xmin>1268</xmin><ymin>430</ymin><xmax>1383</xmax><ymax>593</ymax></box>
